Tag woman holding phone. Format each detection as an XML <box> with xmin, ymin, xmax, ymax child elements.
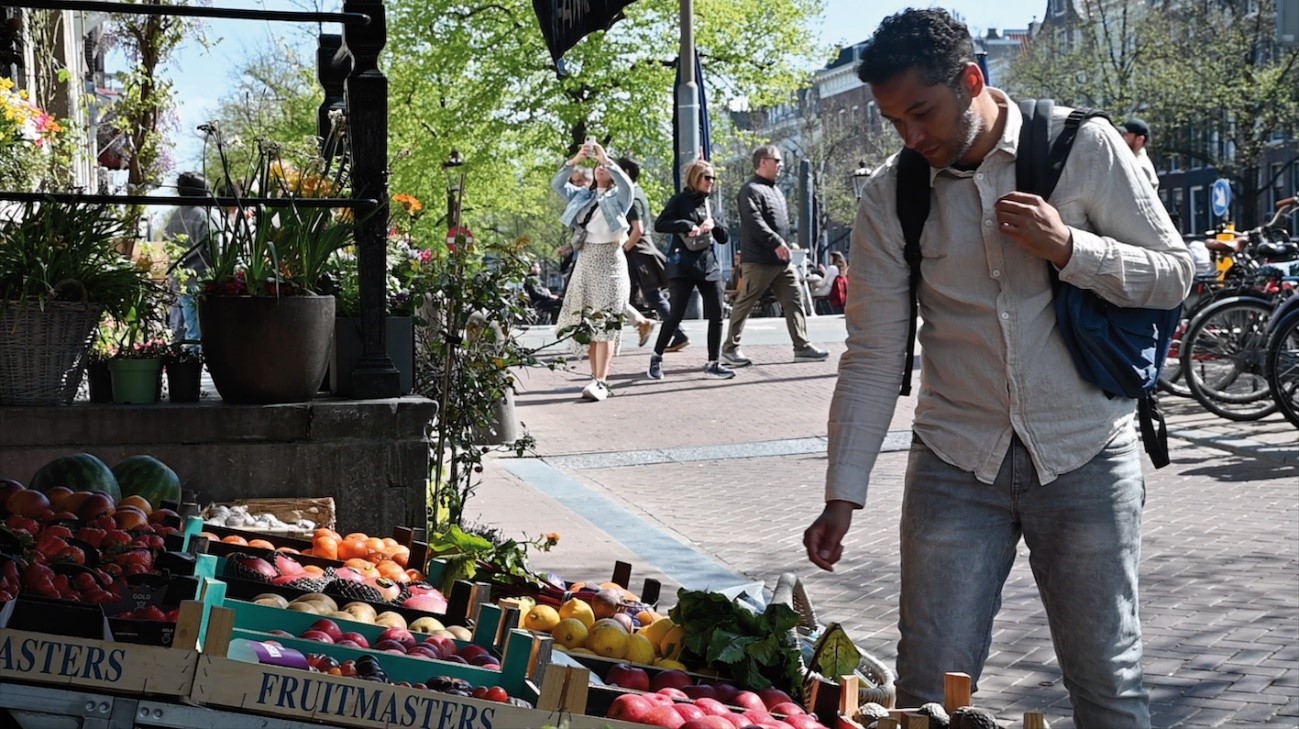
<box><xmin>551</xmin><ymin>141</ymin><xmax>635</xmax><ymax>402</ymax></box>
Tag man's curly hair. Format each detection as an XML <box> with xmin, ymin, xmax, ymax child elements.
<box><xmin>856</xmin><ymin>8</ymin><xmax>975</xmax><ymax>88</ymax></box>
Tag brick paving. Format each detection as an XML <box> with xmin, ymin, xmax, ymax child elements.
<box><xmin>469</xmin><ymin>319</ymin><xmax>1298</xmax><ymax>728</ymax></box>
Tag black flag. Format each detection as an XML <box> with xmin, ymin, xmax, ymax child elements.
<box><xmin>533</xmin><ymin>0</ymin><xmax>639</xmax><ymax>66</ymax></box>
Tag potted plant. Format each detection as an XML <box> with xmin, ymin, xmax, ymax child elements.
<box><xmin>0</xmin><ymin>77</ymin><xmax>64</xmax><ymax>193</ymax></box>
<box><xmin>108</xmin><ymin>338</ymin><xmax>168</xmax><ymax>404</ymax></box>
<box><xmin>323</xmin><ymin>193</ymin><xmax>426</xmax><ymax>397</ymax></box>
<box><xmin>0</xmin><ymin>198</ymin><xmax>162</xmax><ymax>405</ymax></box>
<box><xmin>194</xmin><ymin>121</ymin><xmax>354</xmax><ymax>404</ymax></box>
<box><xmin>163</xmin><ymin>343</ymin><xmax>204</xmax><ymax>403</ymax></box>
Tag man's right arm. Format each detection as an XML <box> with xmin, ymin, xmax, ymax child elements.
<box><xmin>824</xmin><ymin>167</ymin><xmax>913</xmax><ymax>508</ymax></box>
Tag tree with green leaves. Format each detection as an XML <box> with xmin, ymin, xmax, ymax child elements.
<box><xmin>1007</xmin><ymin>0</ymin><xmax>1298</xmax><ymax>226</ymax></box>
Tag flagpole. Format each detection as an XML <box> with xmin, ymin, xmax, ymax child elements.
<box><xmin>675</xmin><ymin>0</ymin><xmax>701</xmax><ymax>190</ymax></box>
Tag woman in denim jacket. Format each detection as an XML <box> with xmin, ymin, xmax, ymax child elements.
<box><xmin>551</xmin><ymin>142</ymin><xmax>634</xmax><ymax>402</ymax></box>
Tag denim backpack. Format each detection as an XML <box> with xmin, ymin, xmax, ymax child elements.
<box><xmin>895</xmin><ymin>98</ymin><xmax>1180</xmax><ymax>468</ymax></box>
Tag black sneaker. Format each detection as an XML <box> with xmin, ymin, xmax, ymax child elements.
<box><xmin>647</xmin><ymin>354</ymin><xmax>664</xmax><ymax>381</ymax></box>
<box><xmin>665</xmin><ymin>336</ymin><xmax>690</xmax><ymax>353</ymax></box>
<box><xmin>703</xmin><ymin>362</ymin><xmax>736</xmax><ymax>380</ymax></box>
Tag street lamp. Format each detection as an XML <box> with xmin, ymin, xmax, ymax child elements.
<box><xmin>851</xmin><ymin>161</ymin><xmax>871</xmax><ymax>201</ymax></box>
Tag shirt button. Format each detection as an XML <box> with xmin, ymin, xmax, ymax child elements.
<box><xmin>976</xmin><ymin>173</ymin><xmax>984</xmax><ymax>180</ymax></box>
<box><xmin>1001</xmin><ymin>312</ymin><xmax>1010</xmax><ymax>320</ymax></box>
<box><xmin>991</xmin><ymin>270</ymin><xmax>1001</xmax><ymax>277</ymax></box>
<box><xmin>984</xmin><ymin>219</ymin><xmax>993</xmax><ymax>228</ymax></box>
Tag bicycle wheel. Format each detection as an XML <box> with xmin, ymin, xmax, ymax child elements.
<box><xmin>1158</xmin><ymin>318</ymin><xmax>1192</xmax><ymax>397</ymax></box>
<box><xmin>1266</xmin><ymin>307</ymin><xmax>1299</xmax><ymax>428</ymax></box>
<box><xmin>1181</xmin><ymin>296</ymin><xmax>1278</xmax><ymax>421</ymax></box>
<box><xmin>1160</xmin><ymin>287</ymin><xmax>1269</xmax><ymax>398</ymax></box>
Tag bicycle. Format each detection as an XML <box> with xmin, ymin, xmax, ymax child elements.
<box><xmin>1178</xmin><ymin>199</ymin><xmax>1298</xmax><ymax>420</ymax></box>
<box><xmin>1265</xmin><ymin>291</ymin><xmax>1299</xmax><ymax>428</ymax></box>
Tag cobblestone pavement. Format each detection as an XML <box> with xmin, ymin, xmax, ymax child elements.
<box><xmin>466</xmin><ymin>317</ymin><xmax>1298</xmax><ymax>728</ymax></box>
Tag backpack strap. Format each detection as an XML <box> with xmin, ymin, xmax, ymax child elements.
<box><xmin>896</xmin><ymin>147</ymin><xmax>930</xmax><ymax>396</ymax></box>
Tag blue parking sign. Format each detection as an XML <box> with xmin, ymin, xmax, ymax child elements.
<box><xmin>1211</xmin><ymin>178</ymin><xmax>1232</xmax><ymax>218</ymax></box>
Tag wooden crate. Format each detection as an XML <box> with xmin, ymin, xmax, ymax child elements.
<box><xmin>188</xmin><ymin>654</ymin><xmax>652</xmax><ymax>729</ymax></box>
<box><xmin>0</xmin><ymin>626</ymin><xmax>199</xmax><ymax>697</ymax></box>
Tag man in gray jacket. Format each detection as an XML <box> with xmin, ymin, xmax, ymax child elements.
<box><xmin>722</xmin><ymin>145</ymin><xmax>828</xmax><ymax>366</ymax></box>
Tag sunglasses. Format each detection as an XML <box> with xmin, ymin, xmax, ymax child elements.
<box><xmin>703</xmin><ymin>175</ymin><xmax>717</xmax><ymax>181</ymax></box>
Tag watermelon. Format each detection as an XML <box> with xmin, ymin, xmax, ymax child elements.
<box><xmin>111</xmin><ymin>455</ymin><xmax>182</xmax><ymax>508</ymax></box>
<box><xmin>30</xmin><ymin>453</ymin><xmax>120</xmax><ymax>501</ymax></box>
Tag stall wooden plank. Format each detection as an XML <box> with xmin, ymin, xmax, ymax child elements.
<box><xmin>0</xmin><ymin>627</ymin><xmax>198</xmax><ymax>697</ymax></box>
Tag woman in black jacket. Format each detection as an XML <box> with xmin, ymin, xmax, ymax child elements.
<box><xmin>647</xmin><ymin>159</ymin><xmax>734</xmax><ymax>381</ymax></box>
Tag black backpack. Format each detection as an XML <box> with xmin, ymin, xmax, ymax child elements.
<box><xmin>895</xmin><ymin>98</ymin><xmax>1175</xmax><ymax>468</ymax></box>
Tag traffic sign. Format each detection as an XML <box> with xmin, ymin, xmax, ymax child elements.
<box><xmin>446</xmin><ymin>225</ymin><xmax>474</xmax><ymax>251</ymax></box>
<box><xmin>1211</xmin><ymin>178</ymin><xmax>1232</xmax><ymax>218</ymax></box>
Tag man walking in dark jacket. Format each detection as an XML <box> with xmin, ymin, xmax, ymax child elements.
<box><xmin>721</xmin><ymin>145</ymin><xmax>828</xmax><ymax>366</ymax></box>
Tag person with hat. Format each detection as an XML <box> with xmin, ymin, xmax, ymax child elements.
<box><xmin>1120</xmin><ymin>118</ymin><xmax>1159</xmax><ymax>191</ymax></box>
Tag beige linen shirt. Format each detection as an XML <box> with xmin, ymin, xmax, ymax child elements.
<box><xmin>826</xmin><ymin>91</ymin><xmax>1194</xmax><ymax>507</ymax></box>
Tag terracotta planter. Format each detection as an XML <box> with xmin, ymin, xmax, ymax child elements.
<box><xmin>199</xmin><ymin>295</ymin><xmax>335</xmax><ymax>404</ymax></box>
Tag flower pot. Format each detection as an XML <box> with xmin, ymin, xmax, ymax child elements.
<box><xmin>199</xmin><ymin>295</ymin><xmax>335</xmax><ymax>404</ymax></box>
<box><xmin>87</xmin><ymin>360</ymin><xmax>114</xmax><ymax>403</ymax></box>
<box><xmin>0</xmin><ymin>300</ymin><xmax>103</xmax><ymax>405</ymax></box>
<box><xmin>109</xmin><ymin>358</ymin><xmax>162</xmax><ymax>404</ymax></box>
<box><xmin>330</xmin><ymin>316</ymin><xmax>415</xmax><ymax>397</ymax></box>
<box><xmin>166</xmin><ymin>360</ymin><xmax>204</xmax><ymax>403</ymax></box>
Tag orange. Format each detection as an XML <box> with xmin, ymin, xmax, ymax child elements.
<box><xmin>391</xmin><ymin>545</ymin><xmax>411</xmax><ymax>568</ymax></box>
<box><xmin>312</xmin><ymin>534</ymin><xmax>339</xmax><ymax>560</ymax></box>
<box><xmin>248</xmin><ymin>539</ymin><xmax>276</xmax><ymax>550</ymax></box>
<box><xmin>118</xmin><ymin>495</ymin><xmax>153</xmax><ymax>514</ymax></box>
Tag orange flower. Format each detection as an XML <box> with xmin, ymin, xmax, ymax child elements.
<box><xmin>393</xmin><ymin>193</ymin><xmax>423</xmax><ymax>215</ymax></box>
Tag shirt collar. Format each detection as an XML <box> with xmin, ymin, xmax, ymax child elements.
<box><xmin>927</xmin><ymin>88</ymin><xmax>1020</xmax><ymax>186</ymax></box>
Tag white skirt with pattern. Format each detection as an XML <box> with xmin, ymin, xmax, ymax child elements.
<box><xmin>555</xmin><ymin>239</ymin><xmax>630</xmax><ymax>354</ymax></box>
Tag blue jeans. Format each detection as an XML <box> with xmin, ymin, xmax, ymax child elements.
<box><xmin>180</xmin><ymin>293</ymin><xmax>201</xmax><ymax>346</ymax></box>
<box><xmin>897</xmin><ymin>429</ymin><xmax>1149</xmax><ymax>728</ymax></box>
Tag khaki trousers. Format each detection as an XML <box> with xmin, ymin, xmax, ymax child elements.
<box><xmin>723</xmin><ymin>261</ymin><xmax>810</xmax><ymax>352</ymax></box>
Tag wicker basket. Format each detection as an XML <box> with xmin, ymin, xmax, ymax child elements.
<box><xmin>772</xmin><ymin>572</ymin><xmax>896</xmax><ymax>708</ymax></box>
<box><xmin>0</xmin><ymin>299</ymin><xmax>103</xmax><ymax>405</ymax></box>
<box><xmin>201</xmin><ymin>496</ymin><xmax>336</xmax><ymax>534</ymax></box>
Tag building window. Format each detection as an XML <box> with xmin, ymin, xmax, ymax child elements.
<box><xmin>867</xmin><ymin>102</ymin><xmax>881</xmax><ymax>132</ymax></box>
<box><xmin>1272</xmin><ymin>162</ymin><xmax>1287</xmax><ymax>208</ymax></box>
<box><xmin>1171</xmin><ymin>187</ymin><xmax>1185</xmax><ymax>233</ymax></box>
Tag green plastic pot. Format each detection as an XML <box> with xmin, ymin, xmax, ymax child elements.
<box><xmin>109</xmin><ymin>358</ymin><xmax>162</xmax><ymax>404</ymax></box>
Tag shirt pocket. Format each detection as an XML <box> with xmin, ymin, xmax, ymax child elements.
<box><xmin>1053</xmin><ymin>197</ymin><xmax>1092</xmax><ymax>233</ymax></box>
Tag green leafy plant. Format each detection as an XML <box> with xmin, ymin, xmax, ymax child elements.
<box><xmin>668</xmin><ymin>589</ymin><xmax>804</xmax><ymax>697</ymax></box>
<box><xmin>198</xmin><ymin>119</ymin><xmax>354</xmax><ymax>297</ymax></box>
<box><xmin>0</xmin><ymin>198</ymin><xmax>163</xmax><ymax>321</ymax></box>
<box><xmin>425</xmin><ymin>523</ymin><xmax>558</xmax><ymax>594</ymax></box>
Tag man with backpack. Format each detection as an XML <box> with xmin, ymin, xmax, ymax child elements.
<box><xmin>801</xmin><ymin>10</ymin><xmax>1192</xmax><ymax>727</ymax></box>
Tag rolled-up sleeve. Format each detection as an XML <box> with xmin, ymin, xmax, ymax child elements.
<box><xmin>825</xmin><ymin>166</ymin><xmax>913</xmax><ymax>508</ymax></box>
<box><xmin>1058</xmin><ymin>122</ymin><xmax>1195</xmax><ymax>309</ymax></box>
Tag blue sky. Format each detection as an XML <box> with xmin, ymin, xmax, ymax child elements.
<box><xmin>157</xmin><ymin>0</ymin><xmax>1047</xmax><ymax>170</ymax></box>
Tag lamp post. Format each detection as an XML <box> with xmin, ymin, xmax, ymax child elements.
<box><xmin>851</xmin><ymin>161</ymin><xmax>871</xmax><ymax>201</ymax></box>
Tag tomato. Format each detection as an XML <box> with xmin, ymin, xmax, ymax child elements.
<box><xmin>485</xmin><ymin>687</ymin><xmax>509</xmax><ymax>703</ymax></box>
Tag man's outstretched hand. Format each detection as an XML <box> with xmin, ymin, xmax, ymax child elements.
<box><xmin>804</xmin><ymin>500</ymin><xmax>856</xmax><ymax>571</ymax></box>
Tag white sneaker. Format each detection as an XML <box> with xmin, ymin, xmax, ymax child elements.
<box><xmin>580</xmin><ymin>379</ymin><xmax>609</xmax><ymax>401</ymax></box>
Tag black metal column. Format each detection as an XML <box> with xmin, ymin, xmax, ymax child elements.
<box><xmin>317</xmin><ymin>34</ymin><xmax>349</xmax><ymax>143</ymax></box>
<box><xmin>342</xmin><ymin>0</ymin><xmax>399</xmax><ymax>399</ymax></box>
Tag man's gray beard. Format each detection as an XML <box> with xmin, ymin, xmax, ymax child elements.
<box><xmin>950</xmin><ymin>98</ymin><xmax>982</xmax><ymax>166</ymax></box>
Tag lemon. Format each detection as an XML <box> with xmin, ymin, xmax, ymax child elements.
<box><xmin>559</xmin><ymin>598</ymin><xmax>596</xmax><ymax>629</ymax></box>
<box><xmin>587</xmin><ymin>622</ymin><xmax>630</xmax><ymax>659</ymax></box>
<box><xmin>625</xmin><ymin>633</ymin><xmax>656</xmax><ymax>665</ymax></box>
<box><xmin>522</xmin><ymin>604</ymin><xmax>561</xmax><ymax>633</ymax></box>
<box><xmin>659</xmin><ymin>625</ymin><xmax>686</xmax><ymax>661</ymax></box>
<box><xmin>654</xmin><ymin>658</ymin><xmax>688</xmax><ymax>670</ymax></box>
<box><xmin>551</xmin><ymin>617</ymin><xmax>589</xmax><ymax>649</ymax></box>
<box><xmin>639</xmin><ymin>617</ymin><xmax>675</xmax><ymax>650</ymax></box>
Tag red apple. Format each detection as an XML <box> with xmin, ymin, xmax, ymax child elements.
<box><xmin>650</xmin><ymin>669</ymin><xmax>694</xmax><ymax>692</ymax></box>
<box><xmin>421</xmin><ymin>635</ymin><xmax>455</xmax><ymax>658</ymax></box>
<box><xmin>7</xmin><ymin>489</ymin><xmax>50</xmax><ymax>518</ymax></box>
<box><xmin>692</xmin><ymin>698</ymin><xmax>731</xmax><ymax>717</ymax></box>
<box><xmin>374</xmin><ymin>639</ymin><xmax>409</xmax><ymax>653</ymax></box>
<box><xmin>719</xmin><ymin>715</ymin><xmax>748</xmax><ymax>729</ymax></box>
<box><xmin>712</xmin><ymin>683</ymin><xmax>739</xmax><ymax>704</ymax></box>
<box><xmin>785</xmin><ymin>715</ymin><xmax>826</xmax><ymax>729</ymax></box>
<box><xmin>403</xmin><ymin>593</ymin><xmax>449</xmax><ymax>613</ymax></box>
<box><xmin>657</xmin><ymin>687</ymin><xmax>689</xmax><ymax>700</ymax></box>
<box><xmin>768</xmin><ymin>702</ymin><xmax>804</xmax><ymax>716</ymax></box>
<box><xmin>377</xmin><ymin>627</ymin><xmax>416</xmax><ymax>647</ymax></box>
<box><xmin>339</xmin><ymin>632</ymin><xmax>369</xmax><ymax>649</ymax></box>
<box><xmin>674</xmin><ymin>703</ymin><xmax>707</xmax><ymax>722</ymax></box>
<box><xmin>641</xmin><ymin>692</ymin><xmax>674</xmax><ymax>706</ymax></box>
<box><xmin>336</xmin><ymin>639</ymin><xmax>361</xmax><ymax>648</ymax></box>
<box><xmin>607</xmin><ymin>693</ymin><xmax>655</xmax><ymax>724</ymax></box>
<box><xmin>457</xmin><ymin>643</ymin><xmax>490</xmax><ymax>662</ymax></box>
<box><xmin>733</xmin><ymin>692</ymin><xmax>766</xmax><ymax>713</ymax></box>
<box><xmin>757</xmin><ymin>689</ymin><xmax>794</xmax><ymax>711</ymax></box>
<box><xmin>300</xmin><ymin>630</ymin><xmax>335</xmax><ymax>644</ymax></box>
<box><xmin>307</xmin><ymin>619</ymin><xmax>343</xmax><ymax>642</ymax></box>
<box><xmin>606</xmin><ymin>663</ymin><xmax>651</xmax><ymax>691</ymax></box>
<box><xmin>682</xmin><ymin>684</ymin><xmax>718</xmax><ymax>701</ymax></box>
<box><xmin>640</xmin><ymin>704</ymin><xmax>686</xmax><ymax>729</ymax></box>
<box><xmin>682</xmin><ymin>718</ymin><xmax>736</xmax><ymax>729</ymax></box>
